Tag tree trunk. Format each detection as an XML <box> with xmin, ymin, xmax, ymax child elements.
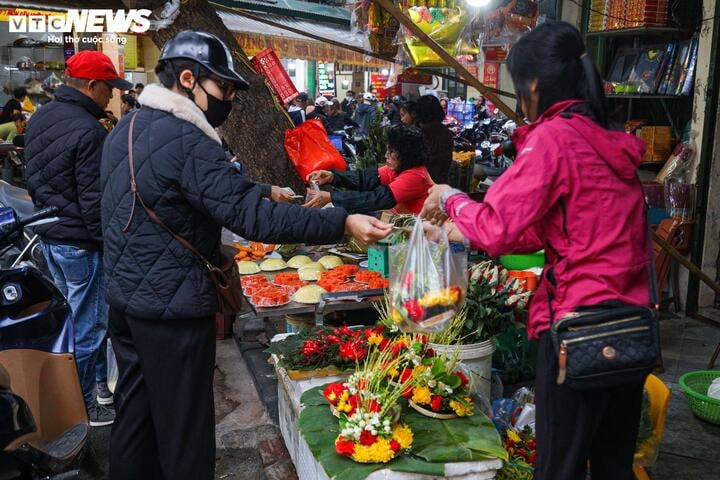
<box><xmin>122</xmin><ymin>0</ymin><xmax>305</xmax><ymax>193</ymax></box>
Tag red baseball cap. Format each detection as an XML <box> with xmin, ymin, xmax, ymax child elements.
<box><xmin>66</xmin><ymin>50</ymin><xmax>133</xmax><ymax>90</ymax></box>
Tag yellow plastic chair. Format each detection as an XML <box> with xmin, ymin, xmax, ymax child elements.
<box><xmin>634</xmin><ymin>374</ymin><xmax>671</xmax><ymax>480</ymax></box>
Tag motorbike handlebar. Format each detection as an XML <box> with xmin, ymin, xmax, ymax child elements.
<box><xmin>18</xmin><ymin>207</ymin><xmax>59</xmax><ymax>228</ymax></box>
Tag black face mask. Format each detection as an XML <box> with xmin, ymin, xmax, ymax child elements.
<box><xmin>198</xmin><ymin>82</ymin><xmax>233</xmax><ymax>127</ymax></box>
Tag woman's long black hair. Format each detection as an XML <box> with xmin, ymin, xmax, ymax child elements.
<box><xmin>506</xmin><ymin>21</ymin><xmax>608</xmax><ymax>127</ymax></box>
<box><xmin>387</xmin><ymin>125</ymin><xmax>428</xmax><ymax>173</ymax></box>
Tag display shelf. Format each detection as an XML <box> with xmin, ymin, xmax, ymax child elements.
<box><xmin>586</xmin><ymin>27</ymin><xmax>687</xmax><ymax>38</ymax></box>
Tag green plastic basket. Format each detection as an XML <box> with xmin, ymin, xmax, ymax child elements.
<box><xmin>679</xmin><ymin>370</ymin><xmax>720</xmax><ymax>425</ymax></box>
<box><xmin>499</xmin><ymin>251</ymin><xmax>546</xmax><ymax>271</ymax></box>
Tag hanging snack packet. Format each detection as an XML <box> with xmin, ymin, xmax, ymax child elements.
<box><xmin>390</xmin><ymin>219</ymin><xmax>467</xmax><ymax>333</ymax></box>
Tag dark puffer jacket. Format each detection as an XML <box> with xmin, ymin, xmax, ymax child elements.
<box><xmin>25</xmin><ymin>86</ymin><xmax>107</xmax><ymax>249</ymax></box>
<box><xmin>101</xmin><ymin>84</ymin><xmax>348</xmax><ymax>320</ymax></box>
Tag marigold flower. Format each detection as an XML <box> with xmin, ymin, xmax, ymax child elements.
<box><xmin>351</xmin><ymin>438</ymin><xmax>395</xmax><ymax>463</ymax></box>
<box><xmin>391</xmin><ymin>423</ymin><xmax>413</xmax><ymax>450</ymax></box>
<box><xmin>412</xmin><ymin>386</ymin><xmax>432</xmax><ymax>405</ymax></box>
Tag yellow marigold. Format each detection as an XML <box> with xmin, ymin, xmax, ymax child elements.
<box><xmin>391</xmin><ymin>423</ymin><xmax>414</xmax><ymax>450</ymax></box>
<box><xmin>412</xmin><ymin>386</ymin><xmax>432</xmax><ymax>405</ymax></box>
<box><xmin>368</xmin><ymin>332</ymin><xmax>384</xmax><ymax>346</ymax></box>
<box><xmin>351</xmin><ymin>438</ymin><xmax>396</xmax><ymax>463</ymax></box>
<box><xmin>388</xmin><ymin>367</ymin><xmax>399</xmax><ymax>378</ymax></box>
<box><xmin>449</xmin><ymin>399</ymin><xmax>473</xmax><ymax>417</ymax></box>
<box><xmin>391</xmin><ymin>309</ymin><xmax>403</xmax><ymax>324</ymax></box>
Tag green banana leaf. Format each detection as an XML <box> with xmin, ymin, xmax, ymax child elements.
<box><xmin>298</xmin><ymin>386</ymin><xmax>507</xmax><ymax>480</ymax></box>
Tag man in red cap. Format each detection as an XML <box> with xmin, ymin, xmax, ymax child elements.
<box><xmin>24</xmin><ymin>50</ymin><xmax>132</xmax><ymax>428</ymax></box>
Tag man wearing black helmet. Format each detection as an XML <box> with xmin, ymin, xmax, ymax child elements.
<box><xmin>101</xmin><ymin>31</ymin><xmax>391</xmax><ymax>479</ymax></box>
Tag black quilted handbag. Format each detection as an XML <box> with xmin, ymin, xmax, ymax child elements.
<box><xmin>550</xmin><ymin>206</ymin><xmax>661</xmax><ymax>390</ymax></box>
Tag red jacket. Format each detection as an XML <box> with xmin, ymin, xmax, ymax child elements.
<box><xmin>445</xmin><ymin>101</ymin><xmax>651</xmax><ymax>339</ymax></box>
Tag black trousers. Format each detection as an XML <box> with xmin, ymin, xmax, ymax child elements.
<box><xmin>108</xmin><ymin>308</ymin><xmax>216</xmax><ymax>480</ymax></box>
<box><xmin>535</xmin><ymin>332</ymin><xmax>645</xmax><ymax>480</ymax></box>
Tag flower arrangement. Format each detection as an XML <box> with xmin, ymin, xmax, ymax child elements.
<box><xmin>321</xmin><ymin>343</ymin><xmax>416</xmax><ymax>463</ymax></box>
<box><xmin>406</xmin><ymin>354</ymin><xmax>474</xmax><ymax>419</ymax></box>
<box><xmin>496</xmin><ymin>426</ymin><xmax>536</xmax><ymax>480</ymax></box>
<box><xmin>267</xmin><ymin>325</ymin><xmax>384</xmax><ymax>374</ymax></box>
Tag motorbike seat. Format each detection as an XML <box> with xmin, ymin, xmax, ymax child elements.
<box><xmin>0</xmin><ymin>181</ymin><xmax>35</xmax><ymax>219</ymax></box>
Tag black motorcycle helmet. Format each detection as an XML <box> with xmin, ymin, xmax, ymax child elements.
<box><xmin>159</xmin><ymin>31</ymin><xmax>249</xmax><ymax>90</ymax></box>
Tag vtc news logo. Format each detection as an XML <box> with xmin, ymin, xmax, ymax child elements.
<box><xmin>9</xmin><ymin>9</ymin><xmax>152</xmax><ymax>33</ymax></box>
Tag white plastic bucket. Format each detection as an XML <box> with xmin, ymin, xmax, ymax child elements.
<box><xmin>428</xmin><ymin>340</ymin><xmax>495</xmax><ymax>402</ymax></box>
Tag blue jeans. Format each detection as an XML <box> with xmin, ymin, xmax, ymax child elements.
<box><xmin>41</xmin><ymin>243</ymin><xmax>108</xmax><ymax>407</ymax></box>
<box><xmin>96</xmin><ymin>336</ymin><xmax>108</xmax><ymax>384</ymax></box>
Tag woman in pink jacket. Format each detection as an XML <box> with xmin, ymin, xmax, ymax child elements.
<box><xmin>422</xmin><ymin>22</ymin><xmax>649</xmax><ymax>480</ymax></box>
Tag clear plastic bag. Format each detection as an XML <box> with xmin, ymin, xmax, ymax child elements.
<box><xmin>390</xmin><ymin>219</ymin><xmax>467</xmax><ymax>333</ymax></box>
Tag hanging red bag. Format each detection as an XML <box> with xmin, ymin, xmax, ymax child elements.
<box><xmin>284</xmin><ymin>119</ymin><xmax>346</xmax><ymax>180</ymax></box>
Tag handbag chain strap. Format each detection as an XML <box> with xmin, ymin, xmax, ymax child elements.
<box><xmin>123</xmin><ymin>112</ymin><xmax>215</xmax><ymax>272</ymax></box>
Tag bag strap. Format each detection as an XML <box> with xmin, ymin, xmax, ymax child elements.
<box><xmin>644</xmin><ymin>202</ymin><xmax>660</xmax><ymax>311</ymax></box>
<box><xmin>124</xmin><ymin>112</ymin><xmax>215</xmax><ymax>272</ymax></box>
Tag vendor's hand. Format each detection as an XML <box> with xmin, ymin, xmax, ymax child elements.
<box><xmin>306</xmin><ymin>170</ymin><xmax>334</xmax><ymax>186</ymax></box>
<box><xmin>423</xmin><ymin>221</ymin><xmax>467</xmax><ymax>244</ymax></box>
<box><xmin>270</xmin><ymin>186</ymin><xmax>294</xmax><ymax>203</ymax></box>
<box><xmin>420</xmin><ymin>184</ymin><xmax>454</xmax><ymax>225</ymax></box>
<box><xmin>302</xmin><ymin>190</ymin><xmax>331</xmax><ymax>209</ymax></box>
<box><xmin>345</xmin><ymin>215</ymin><xmax>393</xmax><ymax>244</ymax></box>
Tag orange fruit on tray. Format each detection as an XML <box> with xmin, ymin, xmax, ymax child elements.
<box><xmin>333</xmin><ymin>264</ymin><xmax>359</xmax><ymax>276</ymax></box>
<box><xmin>333</xmin><ymin>282</ymin><xmax>367</xmax><ymax>293</ymax></box>
<box><xmin>273</xmin><ymin>272</ymin><xmax>300</xmax><ymax>285</ymax></box>
<box><xmin>368</xmin><ymin>278</ymin><xmax>390</xmax><ymax>290</ymax></box>
<box><xmin>355</xmin><ymin>270</ymin><xmax>383</xmax><ymax>283</ymax></box>
<box><xmin>251</xmin><ymin>285</ymin><xmax>290</xmax><ymax>307</ymax></box>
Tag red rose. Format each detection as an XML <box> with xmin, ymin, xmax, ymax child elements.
<box><xmin>425</xmin><ymin>347</ymin><xmax>435</xmax><ymax>358</ymax></box>
<box><xmin>454</xmin><ymin>371</ymin><xmax>469</xmax><ymax>387</ymax></box>
<box><xmin>359</xmin><ymin>430</ymin><xmax>378</xmax><ymax>446</ymax></box>
<box><xmin>390</xmin><ymin>440</ymin><xmax>401</xmax><ymax>452</ymax></box>
<box><xmin>368</xmin><ymin>400</ymin><xmax>382</xmax><ymax>413</ymax></box>
<box><xmin>335</xmin><ymin>437</ymin><xmax>355</xmax><ymax>456</ymax></box>
<box><xmin>430</xmin><ymin>395</ymin><xmax>444</xmax><ymax>412</ymax></box>
<box><xmin>326</xmin><ymin>334</ymin><xmax>342</xmax><ymax>344</ymax></box>
<box><xmin>402</xmin><ymin>386</ymin><xmax>413</xmax><ymax>399</ymax></box>
<box><xmin>403</xmin><ymin>299</ymin><xmax>426</xmax><ymax>323</ymax></box>
<box><xmin>339</xmin><ymin>339</ymin><xmax>367</xmax><ymax>362</ymax></box>
<box><xmin>301</xmin><ymin>340</ymin><xmax>322</xmax><ymax>357</ymax></box>
<box><xmin>375</xmin><ymin>325</ymin><xmax>385</xmax><ymax>335</ymax></box>
<box><xmin>379</xmin><ymin>338</ymin><xmax>390</xmax><ymax>351</ymax></box>
<box><xmin>529</xmin><ymin>451</ymin><xmax>536</xmax><ymax>465</ymax></box>
<box><xmin>400</xmin><ymin>368</ymin><xmax>414</xmax><ymax>383</ymax></box>
<box><xmin>418</xmin><ymin>335</ymin><xmax>428</xmax><ymax>344</ymax></box>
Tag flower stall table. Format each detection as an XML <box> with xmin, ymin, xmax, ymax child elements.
<box><xmin>271</xmin><ymin>335</ymin><xmax>506</xmax><ymax>480</ymax></box>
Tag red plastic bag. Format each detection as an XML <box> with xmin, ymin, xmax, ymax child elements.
<box><xmin>284</xmin><ymin>119</ymin><xmax>346</xmax><ymax>180</ymax></box>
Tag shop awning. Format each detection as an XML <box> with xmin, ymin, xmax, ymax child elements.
<box><xmin>218</xmin><ymin>10</ymin><xmax>391</xmax><ymax>69</ymax></box>
<box><xmin>213</xmin><ymin>0</ymin><xmax>351</xmax><ymax>27</ymax></box>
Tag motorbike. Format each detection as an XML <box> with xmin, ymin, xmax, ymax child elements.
<box><xmin>0</xmin><ymin>204</ymin><xmax>87</xmax><ymax>479</ymax></box>
<box><xmin>0</xmin><ymin>136</ymin><xmax>25</xmax><ymax>188</ymax></box>
<box><xmin>0</xmin><ymin>181</ymin><xmax>48</xmax><ymax>276</ymax></box>
<box><xmin>454</xmin><ymin>117</ymin><xmax>518</xmax><ymax>183</ymax></box>
<box><xmin>329</xmin><ymin>125</ymin><xmax>366</xmax><ymax>169</ymax></box>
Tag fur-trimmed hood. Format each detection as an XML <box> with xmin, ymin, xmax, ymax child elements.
<box><xmin>138</xmin><ymin>83</ymin><xmax>220</xmax><ymax>144</ymax></box>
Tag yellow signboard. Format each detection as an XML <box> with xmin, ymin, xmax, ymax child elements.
<box><xmin>123</xmin><ymin>35</ymin><xmax>138</xmax><ymax>70</ymax></box>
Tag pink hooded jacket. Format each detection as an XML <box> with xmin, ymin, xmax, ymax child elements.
<box><xmin>445</xmin><ymin>100</ymin><xmax>651</xmax><ymax>339</ymax></box>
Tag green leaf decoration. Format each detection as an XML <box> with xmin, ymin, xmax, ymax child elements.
<box><xmin>298</xmin><ymin>386</ymin><xmax>506</xmax><ymax>480</ymax></box>
<box><xmin>441</xmin><ymin>374</ymin><xmax>462</xmax><ymax>390</ymax></box>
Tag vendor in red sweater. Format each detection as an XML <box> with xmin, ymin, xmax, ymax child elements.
<box><xmin>304</xmin><ymin>125</ymin><xmax>434</xmax><ymax>214</ymax></box>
